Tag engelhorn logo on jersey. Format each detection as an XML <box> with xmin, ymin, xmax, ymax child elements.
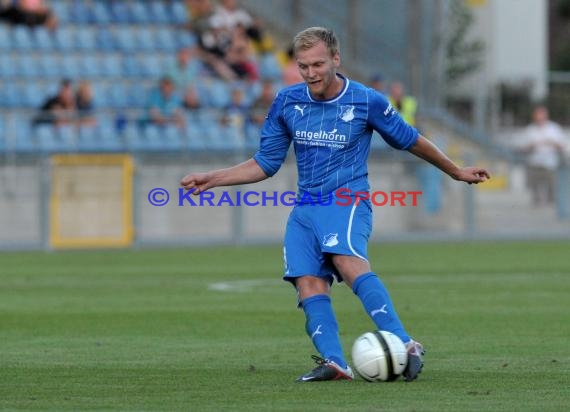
<box><xmin>294</xmin><ymin>129</ymin><xmax>347</xmax><ymax>142</ymax></box>
<box><xmin>323</xmin><ymin>233</ymin><xmax>339</xmax><ymax>247</ymax></box>
<box><xmin>338</xmin><ymin>105</ymin><xmax>355</xmax><ymax>122</ymax></box>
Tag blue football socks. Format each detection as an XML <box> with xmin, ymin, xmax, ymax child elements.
<box><xmin>352</xmin><ymin>272</ymin><xmax>411</xmax><ymax>344</ymax></box>
<box><xmin>301</xmin><ymin>294</ymin><xmax>348</xmax><ymax>369</ymax></box>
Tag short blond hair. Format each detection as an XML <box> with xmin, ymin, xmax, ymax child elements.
<box><xmin>293</xmin><ymin>27</ymin><xmax>339</xmax><ymax>57</ymax></box>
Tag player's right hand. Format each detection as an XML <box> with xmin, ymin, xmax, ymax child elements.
<box><xmin>180</xmin><ymin>172</ymin><xmax>213</xmax><ymax>195</ymax></box>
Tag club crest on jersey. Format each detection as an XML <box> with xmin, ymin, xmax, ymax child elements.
<box><xmin>323</xmin><ymin>233</ymin><xmax>339</xmax><ymax>247</ymax></box>
<box><xmin>338</xmin><ymin>105</ymin><xmax>355</xmax><ymax>122</ymax></box>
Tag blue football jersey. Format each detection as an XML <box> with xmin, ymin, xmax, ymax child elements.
<box><xmin>253</xmin><ymin>74</ymin><xmax>418</xmax><ymax>199</ymax></box>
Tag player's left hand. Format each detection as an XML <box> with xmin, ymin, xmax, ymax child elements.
<box><xmin>453</xmin><ymin>167</ymin><xmax>491</xmax><ymax>184</ymax></box>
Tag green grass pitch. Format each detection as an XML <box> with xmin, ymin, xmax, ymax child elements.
<box><xmin>1</xmin><ymin>241</ymin><xmax>569</xmax><ymax>411</ymax></box>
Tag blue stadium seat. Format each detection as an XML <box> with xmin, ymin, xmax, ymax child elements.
<box><xmin>139</xmin><ymin>55</ymin><xmax>163</xmax><ymax>78</ymax></box>
<box><xmin>50</xmin><ymin>1</ymin><xmax>70</xmax><ymax>24</ymax></box>
<box><xmin>259</xmin><ymin>53</ymin><xmax>283</xmax><ymax>81</ymax></box>
<box><xmin>96</xmin><ymin>28</ymin><xmax>115</xmax><ymax>51</ymax></box>
<box><xmin>54</xmin><ymin>27</ymin><xmax>76</xmax><ymax>50</ymax></box>
<box><xmin>3</xmin><ymin>83</ymin><xmax>22</xmax><ymax>108</ymax></box>
<box><xmin>78</xmin><ymin>54</ymin><xmax>101</xmax><ymax>78</ymax></box>
<box><xmin>21</xmin><ymin>82</ymin><xmax>46</xmax><ymax>108</ymax></box>
<box><xmin>12</xmin><ymin>26</ymin><xmax>34</xmax><ymax>50</ymax></box>
<box><xmin>110</xmin><ymin>2</ymin><xmax>130</xmax><ymax>24</ymax></box>
<box><xmin>122</xmin><ymin>55</ymin><xmax>141</xmax><ymax>78</ymax></box>
<box><xmin>15</xmin><ymin>116</ymin><xmax>36</xmax><ymax>152</ymax></box>
<box><xmin>149</xmin><ymin>1</ymin><xmax>170</xmax><ymax>24</ymax></box>
<box><xmin>16</xmin><ymin>55</ymin><xmax>40</xmax><ymax>80</ymax></box>
<box><xmin>161</xmin><ymin>124</ymin><xmax>184</xmax><ymax>150</ymax></box>
<box><xmin>203</xmin><ymin>80</ymin><xmax>231</xmax><ymax>108</ymax></box>
<box><xmin>134</xmin><ymin>27</ymin><xmax>155</xmax><ymax>51</ymax></box>
<box><xmin>35</xmin><ymin>124</ymin><xmax>58</xmax><ymax>152</ymax></box>
<box><xmin>92</xmin><ymin>1</ymin><xmax>112</xmax><ymax>24</ymax></box>
<box><xmin>38</xmin><ymin>55</ymin><xmax>61</xmax><ymax>79</ymax></box>
<box><xmin>114</xmin><ymin>27</ymin><xmax>137</xmax><ymax>52</ymax></box>
<box><xmin>176</xmin><ymin>30</ymin><xmax>197</xmax><ymax>49</ymax></box>
<box><xmin>34</xmin><ymin>27</ymin><xmax>55</xmax><ymax>50</ymax></box>
<box><xmin>57</xmin><ymin>125</ymin><xmax>78</xmax><ymax>152</ymax></box>
<box><xmin>100</xmin><ymin>54</ymin><xmax>123</xmax><ymax>78</ymax></box>
<box><xmin>170</xmin><ymin>1</ymin><xmax>188</xmax><ymax>24</ymax></box>
<box><xmin>76</xmin><ymin>27</ymin><xmax>97</xmax><ymax>51</ymax></box>
<box><xmin>107</xmin><ymin>83</ymin><xmax>129</xmax><ymax>109</ymax></box>
<box><xmin>154</xmin><ymin>27</ymin><xmax>177</xmax><ymax>52</ymax></box>
<box><xmin>127</xmin><ymin>84</ymin><xmax>148</xmax><ymax>109</ymax></box>
<box><xmin>69</xmin><ymin>0</ymin><xmax>92</xmax><ymax>24</ymax></box>
<box><xmin>0</xmin><ymin>26</ymin><xmax>10</xmax><ymax>50</ymax></box>
<box><xmin>130</xmin><ymin>2</ymin><xmax>150</xmax><ymax>24</ymax></box>
<box><xmin>60</xmin><ymin>55</ymin><xmax>81</xmax><ymax>79</ymax></box>
<box><xmin>0</xmin><ymin>54</ymin><xmax>17</xmax><ymax>78</ymax></box>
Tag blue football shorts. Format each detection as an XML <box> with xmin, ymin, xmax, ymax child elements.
<box><xmin>283</xmin><ymin>197</ymin><xmax>372</xmax><ymax>285</ymax></box>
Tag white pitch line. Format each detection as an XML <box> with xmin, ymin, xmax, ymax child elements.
<box><xmin>208</xmin><ymin>279</ymin><xmax>281</xmax><ymax>292</ymax></box>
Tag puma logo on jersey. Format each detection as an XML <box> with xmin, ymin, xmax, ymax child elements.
<box><xmin>370</xmin><ymin>305</ymin><xmax>388</xmax><ymax>317</ymax></box>
<box><xmin>294</xmin><ymin>104</ymin><xmax>307</xmax><ymax>116</ymax></box>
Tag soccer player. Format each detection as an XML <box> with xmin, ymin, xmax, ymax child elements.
<box><xmin>180</xmin><ymin>27</ymin><xmax>490</xmax><ymax>382</ymax></box>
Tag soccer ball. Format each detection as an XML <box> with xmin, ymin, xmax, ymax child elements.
<box><xmin>351</xmin><ymin>331</ymin><xmax>408</xmax><ymax>382</ymax></box>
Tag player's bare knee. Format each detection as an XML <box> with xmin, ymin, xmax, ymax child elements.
<box><xmin>331</xmin><ymin>255</ymin><xmax>371</xmax><ymax>286</ymax></box>
<box><xmin>296</xmin><ymin>276</ymin><xmax>330</xmax><ymax>300</ymax></box>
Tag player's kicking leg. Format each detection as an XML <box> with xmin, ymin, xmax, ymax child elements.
<box><xmin>294</xmin><ymin>276</ymin><xmax>353</xmax><ymax>382</ymax></box>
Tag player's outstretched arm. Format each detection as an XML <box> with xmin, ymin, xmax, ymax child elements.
<box><xmin>408</xmin><ymin>135</ymin><xmax>491</xmax><ymax>184</ymax></box>
<box><xmin>180</xmin><ymin>158</ymin><xmax>268</xmax><ymax>194</ymax></box>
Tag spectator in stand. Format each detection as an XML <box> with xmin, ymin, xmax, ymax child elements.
<box><xmin>182</xmin><ymin>87</ymin><xmax>202</xmax><ymax>112</ymax></box>
<box><xmin>224</xmin><ymin>24</ymin><xmax>259</xmax><ymax>82</ymax></box>
<box><xmin>147</xmin><ymin>76</ymin><xmax>185</xmax><ymax>128</ymax></box>
<box><xmin>282</xmin><ymin>45</ymin><xmax>303</xmax><ymax>85</ymax></box>
<box><xmin>75</xmin><ymin>80</ymin><xmax>96</xmax><ymax>127</ymax></box>
<box><xmin>168</xmin><ymin>47</ymin><xmax>203</xmax><ymax>91</ymax></box>
<box><xmin>33</xmin><ymin>78</ymin><xmax>76</xmax><ymax>126</ymax></box>
<box><xmin>388</xmin><ymin>81</ymin><xmax>417</xmax><ymax>126</ymax></box>
<box><xmin>220</xmin><ymin>87</ymin><xmax>249</xmax><ymax>130</ymax></box>
<box><xmin>249</xmin><ymin>79</ymin><xmax>275</xmax><ymax>125</ymax></box>
<box><xmin>518</xmin><ymin>105</ymin><xmax>569</xmax><ymax>207</ymax></box>
<box><xmin>0</xmin><ymin>0</ymin><xmax>57</xmax><ymax>30</ymax></box>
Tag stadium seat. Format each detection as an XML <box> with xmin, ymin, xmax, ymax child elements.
<box><xmin>170</xmin><ymin>1</ymin><xmax>188</xmax><ymax>25</ymax></box>
<box><xmin>96</xmin><ymin>28</ymin><xmax>115</xmax><ymax>51</ymax></box>
<box><xmin>127</xmin><ymin>84</ymin><xmax>149</xmax><ymax>109</ymax></box>
<box><xmin>99</xmin><ymin>54</ymin><xmax>123</xmax><ymax>78</ymax></box>
<box><xmin>16</xmin><ymin>55</ymin><xmax>40</xmax><ymax>80</ymax></box>
<box><xmin>114</xmin><ymin>27</ymin><xmax>137</xmax><ymax>52</ymax></box>
<box><xmin>134</xmin><ymin>27</ymin><xmax>155</xmax><ymax>51</ymax></box>
<box><xmin>92</xmin><ymin>1</ymin><xmax>112</xmax><ymax>24</ymax></box>
<box><xmin>12</xmin><ymin>26</ymin><xmax>34</xmax><ymax>50</ymax></box>
<box><xmin>203</xmin><ymin>80</ymin><xmax>231</xmax><ymax>108</ymax></box>
<box><xmin>21</xmin><ymin>82</ymin><xmax>46</xmax><ymax>108</ymax></box>
<box><xmin>110</xmin><ymin>2</ymin><xmax>130</xmax><ymax>24</ymax></box>
<box><xmin>139</xmin><ymin>55</ymin><xmax>164</xmax><ymax>78</ymax></box>
<box><xmin>34</xmin><ymin>27</ymin><xmax>55</xmax><ymax>50</ymax></box>
<box><xmin>39</xmin><ymin>54</ymin><xmax>62</xmax><ymax>79</ymax></box>
<box><xmin>3</xmin><ymin>83</ymin><xmax>22</xmax><ymax>108</ymax></box>
<box><xmin>259</xmin><ymin>53</ymin><xmax>283</xmax><ymax>81</ymax></box>
<box><xmin>60</xmin><ymin>55</ymin><xmax>81</xmax><ymax>79</ymax></box>
<box><xmin>176</xmin><ymin>30</ymin><xmax>197</xmax><ymax>49</ymax></box>
<box><xmin>0</xmin><ymin>25</ymin><xmax>11</xmax><ymax>50</ymax></box>
<box><xmin>0</xmin><ymin>54</ymin><xmax>17</xmax><ymax>78</ymax></box>
<box><xmin>154</xmin><ymin>27</ymin><xmax>177</xmax><ymax>52</ymax></box>
<box><xmin>107</xmin><ymin>83</ymin><xmax>130</xmax><ymax>109</ymax></box>
<box><xmin>35</xmin><ymin>124</ymin><xmax>58</xmax><ymax>152</ymax></box>
<box><xmin>54</xmin><ymin>27</ymin><xmax>76</xmax><ymax>50</ymax></box>
<box><xmin>122</xmin><ymin>55</ymin><xmax>141</xmax><ymax>78</ymax></box>
<box><xmin>15</xmin><ymin>118</ymin><xmax>36</xmax><ymax>152</ymax></box>
<box><xmin>69</xmin><ymin>0</ymin><xmax>92</xmax><ymax>24</ymax></box>
<box><xmin>130</xmin><ymin>2</ymin><xmax>150</xmax><ymax>24</ymax></box>
<box><xmin>149</xmin><ymin>1</ymin><xmax>170</xmax><ymax>24</ymax></box>
<box><xmin>50</xmin><ymin>1</ymin><xmax>70</xmax><ymax>24</ymax></box>
<box><xmin>77</xmin><ymin>54</ymin><xmax>101</xmax><ymax>78</ymax></box>
<box><xmin>76</xmin><ymin>27</ymin><xmax>97</xmax><ymax>51</ymax></box>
